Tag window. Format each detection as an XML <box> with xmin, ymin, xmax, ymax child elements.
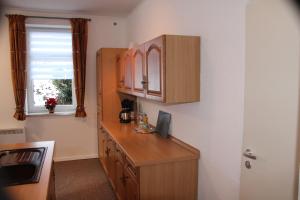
<box><xmin>26</xmin><ymin>24</ymin><xmax>76</xmax><ymax>114</ymax></box>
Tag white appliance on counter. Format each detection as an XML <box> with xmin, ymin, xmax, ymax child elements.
<box><xmin>0</xmin><ymin>128</ymin><xmax>26</xmax><ymax>144</ymax></box>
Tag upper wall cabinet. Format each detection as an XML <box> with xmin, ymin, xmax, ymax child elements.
<box><xmin>118</xmin><ymin>35</ymin><xmax>200</xmax><ymax>104</ymax></box>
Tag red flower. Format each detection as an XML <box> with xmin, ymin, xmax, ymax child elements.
<box><xmin>45</xmin><ymin>98</ymin><xmax>58</xmax><ymax>108</ymax></box>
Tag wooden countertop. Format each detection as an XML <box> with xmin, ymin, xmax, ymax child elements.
<box><xmin>101</xmin><ymin>121</ymin><xmax>199</xmax><ymax>167</ymax></box>
<box><xmin>0</xmin><ymin>141</ymin><xmax>55</xmax><ymax>200</ymax></box>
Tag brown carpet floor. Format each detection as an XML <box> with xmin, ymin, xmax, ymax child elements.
<box><xmin>54</xmin><ymin>159</ymin><xmax>116</xmax><ymax>200</ymax></box>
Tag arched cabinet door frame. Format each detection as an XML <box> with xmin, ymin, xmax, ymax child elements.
<box><xmin>133</xmin><ymin>48</ymin><xmax>145</xmax><ymax>95</ymax></box>
<box><xmin>145</xmin><ymin>42</ymin><xmax>164</xmax><ymax>101</ymax></box>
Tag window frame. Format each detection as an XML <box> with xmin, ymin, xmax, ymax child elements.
<box><xmin>25</xmin><ymin>24</ymin><xmax>77</xmax><ymax>114</ymax></box>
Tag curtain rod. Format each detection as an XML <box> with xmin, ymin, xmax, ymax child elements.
<box><xmin>5</xmin><ymin>14</ymin><xmax>92</xmax><ymax>21</ymax></box>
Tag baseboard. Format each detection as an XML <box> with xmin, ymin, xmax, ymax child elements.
<box><xmin>54</xmin><ymin>154</ymin><xmax>98</xmax><ymax>162</ymax></box>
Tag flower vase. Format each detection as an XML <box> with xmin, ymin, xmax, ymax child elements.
<box><xmin>48</xmin><ymin>106</ymin><xmax>55</xmax><ymax>114</ymax></box>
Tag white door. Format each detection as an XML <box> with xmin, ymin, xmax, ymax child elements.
<box><xmin>240</xmin><ymin>0</ymin><xmax>300</xmax><ymax>200</ymax></box>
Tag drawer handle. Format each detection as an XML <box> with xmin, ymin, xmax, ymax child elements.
<box><xmin>105</xmin><ymin>148</ymin><xmax>110</xmax><ymax>156</ymax></box>
<box><xmin>120</xmin><ymin>175</ymin><xmax>129</xmax><ymax>184</ymax></box>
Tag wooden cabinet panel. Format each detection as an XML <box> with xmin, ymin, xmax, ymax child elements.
<box><xmin>116</xmin><ymin>159</ymin><xmax>126</xmax><ymax>200</ymax></box>
<box><xmin>132</xmin><ymin>45</ymin><xmax>145</xmax><ymax>96</ymax></box>
<box><xmin>98</xmin><ymin>129</ymin><xmax>105</xmax><ymax>161</ymax></box>
<box><xmin>124</xmin><ymin>51</ymin><xmax>133</xmax><ymax>91</ymax></box>
<box><xmin>47</xmin><ymin>163</ymin><xmax>56</xmax><ymax>200</ymax></box>
<box><xmin>96</xmin><ymin>52</ymin><xmax>102</xmax><ymax>93</ymax></box>
<box><xmin>97</xmin><ymin>110</ymin><xmax>102</xmax><ymax>130</ymax></box>
<box><xmin>100</xmin><ymin>131</ymin><xmax>109</xmax><ymax>173</ymax></box>
<box><xmin>145</xmin><ymin>37</ymin><xmax>164</xmax><ymax>101</ymax></box>
<box><xmin>116</xmin><ymin>144</ymin><xmax>125</xmax><ymax>164</ymax></box>
<box><xmin>117</xmin><ymin>55</ymin><xmax>125</xmax><ymax>89</ymax></box>
<box><xmin>97</xmin><ymin>48</ymin><xmax>127</xmax><ymax>123</ymax></box>
<box><xmin>124</xmin><ymin>167</ymin><xmax>139</xmax><ymax>200</ymax></box>
<box><xmin>107</xmin><ymin>139</ymin><xmax>116</xmax><ymax>187</ymax></box>
<box><xmin>97</xmin><ymin>93</ymin><xmax>102</xmax><ymax>107</ymax></box>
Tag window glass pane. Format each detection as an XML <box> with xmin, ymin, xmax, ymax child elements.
<box><xmin>52</xmin><ymin>79</ymin><xmax>73</xmax><ymax>105</ymax></box>
<box><xmin>32</xmin><ymin>79</ymin><xmax>73</xmax><ymax>106</ymax></box>
<box><xmin>26</xmin><ymin>25</ymin><xmax>76</xmax><ymax>113</ymax></box>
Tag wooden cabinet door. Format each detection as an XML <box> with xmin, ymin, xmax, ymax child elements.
<box><xmin>124</xmin><ymin>167</ymin><xmax>139</xmax><ymax>200</ymax></box>
<box><xmin>47</xmin><ymin>162</ymin><xmax>56</xmax><ymax>200</ymax></box>
<box><xmin>107</xmin><ymin>139</ymin><xmax>116</xmax><ymax>186</ymax></box>
<box><xmin>124</xmin><ymin>51</ymin><xmax>133</xmax><ymax>91</ymax></box>
<box><xmin>101</xmin><ymin>131</ymin><xmax>109</xmax><ymax>172</ymax></box>
<box><xmin>132</xmin><ymin>45</ymin><xmax>145</xmax><ymax>97</ymax></box>
<box><xmin>116</xmin><ymin>160</ymin><xmax>126</xmax><ymax>200</ymax></box>
<box><xmin>145</xmin><ymin>36</ymin><xmax>165</xmax><ymax>101</ymax></box>
<box><xmin>96</xmin><ymin>51</ymin><xmax>102</xmax><ymax>93</ymax></box>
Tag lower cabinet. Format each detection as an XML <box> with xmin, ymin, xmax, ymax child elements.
<box><xmin>99</xmin><ymin>131</ymin><xmax>139</xmax><ymax>200</ymax></box>
<box><xmin>98</xmin><ymin>127</ymin><xmax>199</xmax><ymax>200</ymax></box>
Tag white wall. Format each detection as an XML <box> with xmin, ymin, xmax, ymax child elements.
<box><xmin>126</xmin><ymin>0</ymin><xmax>246</xmax><ymax>199</ymax></box>
<box><xmin>0</xmin><ymin>9</ymin><xmax>127</xmax><ymax>161</ymax></box>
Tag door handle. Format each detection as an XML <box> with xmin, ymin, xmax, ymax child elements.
<box><xmin>243</xmin><ymin>149</ymin><xmax>257</xmax><ymax>160</ymax></box>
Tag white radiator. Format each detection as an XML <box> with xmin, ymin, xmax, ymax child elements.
<box><xmin>0</xmin><ymin>128</ymin><xmax>26</xmax><ymax>144</ymax></box>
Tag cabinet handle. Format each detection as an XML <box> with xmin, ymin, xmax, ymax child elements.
<box><xmin>105</xmin><ymin>148</ymin><xmax>110</xmax><ymax>156</ymax></box>
<box><xmin>141</xmin><ymin>80</ymin><xmax>148</xmax><ymax>84</ymax></box>
<box><xmin>120</xmin><ymin>175</ymin><xmax>129</xmax><ymax>184</ymax></box>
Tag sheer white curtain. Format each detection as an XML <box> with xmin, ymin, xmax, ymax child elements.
<box><xmin>27</xmin><ymin>26</ymin><xmax>73</xmax><ymax>80</ymax></box>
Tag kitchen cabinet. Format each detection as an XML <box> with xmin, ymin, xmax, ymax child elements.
<box><xmin>96</xmin><ymin>48</ymin><xmax>127</xmax><ymax>173</ymax></box>
<box><xmin>96</xmin><ymin>48</ymin><xmax>127</xmax><ymax>125</ymax></box>
<box><xmin>119</xmin><ymin>35</ymin><xmax>200</xmax><ymax>104</ymax></box>
<box><xmin>99</xmin><ymin>121</ymin><xmax>200</xmax><ymax>200</ymax></box>
<box><xmin>1</xmin><ymin>141</ymin><xmax>56</xmax><ymax>200</ymax></box>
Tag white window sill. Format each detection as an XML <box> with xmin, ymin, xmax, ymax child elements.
<box><xmin>26</xmin><ymin>111</ymin><xmax>75</xmax><ymax>117</ymax></box>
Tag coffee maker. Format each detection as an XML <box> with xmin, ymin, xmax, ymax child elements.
<box><xmin>119</xmin><ymin>99</ymin><xmax>134</xmax><ymax>123</ymax></box>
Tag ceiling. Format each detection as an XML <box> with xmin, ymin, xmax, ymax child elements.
<box><xmin>2</xmin><ymin>0</ymin><xmax>142</xmax><ymax>16</ymax></box>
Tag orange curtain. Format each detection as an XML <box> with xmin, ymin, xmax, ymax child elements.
<box><xmin>7</xmin><ymin>15</ymin><xmax>27</xmax><ymax>121</ymax></box>
<box><xmin>70</xmin><ymin>18</ymin><xmax>88</xmax><ymax>117</ymax></box>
